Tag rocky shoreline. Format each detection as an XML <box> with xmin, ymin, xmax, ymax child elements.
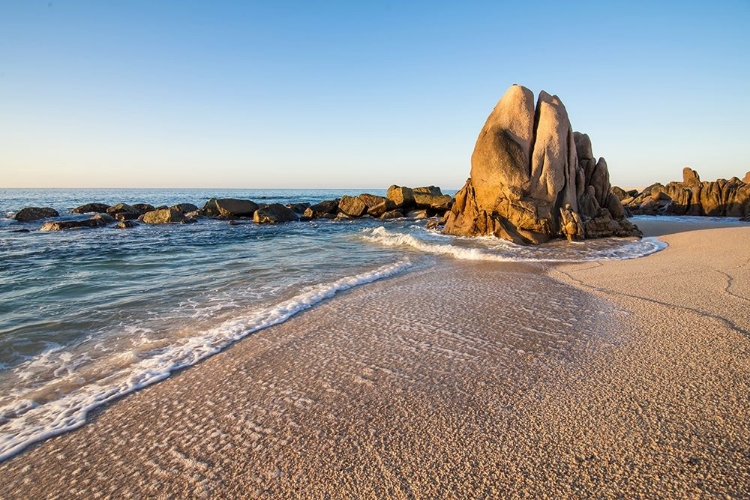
<box><xmin>614</xmin><ymin>168</ymin><xmax>750</xmax><ymax>220</ymax></box>
<box><xmin>7</xmin><ymin>185</ymin><xmax>454</xmax><ymax>232</ymax></box>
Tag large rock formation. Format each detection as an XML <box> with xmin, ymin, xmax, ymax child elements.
<box><xmin>622</xmin><ymin>168</ymin><xmax>750</xmax><ymax>217</ymax></box>
<box><xmin>444</xmin><ymin>85</ymin><xmax>640</xmax><ymax>244</ymax></box>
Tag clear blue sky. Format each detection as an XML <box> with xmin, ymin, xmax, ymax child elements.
<box><xmin>1</xmin><ymin>1</ymin><xmax>748</xmax><ymax>189</ymax></box>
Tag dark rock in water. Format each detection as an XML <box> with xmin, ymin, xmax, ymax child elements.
<box><xmin>200</xmin><ymin>198</ymin><xmax>259</xmax><ymax>218</ymax></box>
<box><xmin>132</xmin><ymin>203</ymin><xmax>156</xmax><ymax>214</ymax></box>
<box><xmin>14</xmin><ymin>207</ymin><xmax>59</xmax><ymax>222</ymax></box>
<box><xmin>625</xmin><ymin>168</ymin><xmax>750</xmax><ymax>218</ymax></box>
<box><xmin>170</xmin><ymin>203</ymin><xmax>199</xmax><ymax>214</ymax></box>
<box><xmin>380</xmin><ymin>210</ymin><xmax>404</xmax><ymax>219</ymax></box>
<box><xmin>142</xmin><ymin>208</ymin><xmax>187</xmax><ymax>224</ymax></box>
<box><xmin>286</xmin><ymin>203</ymin><xmax>311</xmax><ymax>214</ymax></box>
<box><xmin>11</xmin><ymin>228</ymin><xmax>31</xmax><ymax>233</ymax></box>
<box><xmin>367</xmin><ymin>200</ymin><xmax>397</xmax><ymax>217</ymax></box>
<box><xmin>425</xmin><ymin>220</ymin><xmax>441</xmax><ymax>230</ymax></box>
<box><xmin>253</xmin><ymin>204</ymin><xmax>299</xmax><ymax>224</ymax></box>
<box><xmin>338</xmin><ymin>195</ymin><xmax>367</xmax><ymax>217</ymax></box>
<box><xmin>115</xmin><ymin>220</ymin><xmax>136</xmax><ymax>229</ymax></box>
<box><xmin>107</xmin><ymin>203</ymin><xmax>141</xmax><ymax>220</ymax></box>
<box><xmin>303</xmin><ymin>200</ymin><xmax>339</xmax><ymax>219</ymax></box>
<box><xmin>93</xmin><ymin>213</ymin><xmax>116</xmax><ymax>224</ymax></box>
<box><xmin>413</xmin><ymin>186</ymin><xmax>443</xmax><ymax>196</ymax></box>
<box><xmin>386</xmin><ymin>185</ymin><xmax>415</xmax><ymax>208</ymax></box>
<box><xmin>443</xmin><ymin>84</ymin><xmax>641</xmax><ymax>244</ymax></box>
<box><xmin>40</xmin><ymin>218</ymin><xmax>108</xmax><ymax>231</ymax></box>
<box><xmin>72</xmin><ymin>203</ymin><xmax>110</xmax><ymax>214</ymax></box>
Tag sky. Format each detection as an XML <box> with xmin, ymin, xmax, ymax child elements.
<box><xmin>1</xmin><ymin>1</ymin><xmax>748</xmax><ymax>189</ymax></box>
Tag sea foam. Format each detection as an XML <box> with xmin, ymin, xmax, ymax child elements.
<box><xmin>0</xmin><ymin>259</ymin><xmax>411</xmax><ymax>462</ymax></box>
<box><xmin>360</xmin><ymin>226</ymin><xmax>667</xmax><ymax>262</ymax></box>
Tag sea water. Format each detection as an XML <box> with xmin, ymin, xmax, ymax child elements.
<box><xmin>0</xmin><ymin>188</ymin><xmax>667</xmax><ymax>460</ymax></box>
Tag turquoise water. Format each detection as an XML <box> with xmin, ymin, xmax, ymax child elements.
<box><xmin>0</xmin><ymin>188</ymin><xmax>666</xmax><ymax>460</ymax></box>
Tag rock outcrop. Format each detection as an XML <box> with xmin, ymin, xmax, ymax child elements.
<box><xmin>621</xmin><ymin>168</ymin><xmax>750</xmax><ymax>217</ymax></box>
<box><xmin>443</xmin><ymin>85</ymin><xmax>640</xmax><ymax>244</ymax></box>
<box><xmin>14</xmin><ymin>207</ymin><xmax>59</xmax><ymax>222</ymax></box>
<box><xmin>253</xmin><ymin>204</ymin><xmax>299</xmax><ymax>224</ymax></box>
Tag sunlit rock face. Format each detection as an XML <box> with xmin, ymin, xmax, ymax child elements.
<box><xmin>444</xmin><ymin>84</ymin><xmax>640</xmax><ymax>244</ymax></box>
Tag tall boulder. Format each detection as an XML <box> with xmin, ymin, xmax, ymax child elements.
<box><xmin>444</xmin><ymin>84</ymin><xmax>639</xmax><ymax>244</ymax></box>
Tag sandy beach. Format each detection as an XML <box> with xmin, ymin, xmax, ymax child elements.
<box><xmin>0</xmin><ymin>220</ymin><xmax>748</xmax><ymax>498</ymax></box>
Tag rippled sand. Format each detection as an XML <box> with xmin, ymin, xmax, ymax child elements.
<box><xmin>1</xmin><ymin>221</ymin><xmax>748</xmax><ymax>498</ymax></box>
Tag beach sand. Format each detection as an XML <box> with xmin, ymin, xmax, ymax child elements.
<box><xmin>0</xmin><ymin>220</ymin><xmax>748</xmax><ymax>498</ymax></box>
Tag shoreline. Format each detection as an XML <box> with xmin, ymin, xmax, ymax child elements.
<box><xmin>0</xmin><ymin>221</ymin><xmax>748</xmax><ymax>497</ymax></box>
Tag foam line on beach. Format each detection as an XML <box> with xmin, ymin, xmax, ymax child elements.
<box><xmin>360</xmin><ymin>226</ymin><xmax>667</xmax><ymax>262</ymax></box>
<box><xmin>0</xmin><ymin>259</ymin><xmax>412</xmax><ymax>462</ymax></box>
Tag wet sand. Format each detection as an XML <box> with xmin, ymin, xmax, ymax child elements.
<box><xmin>1</xmin><ymin>220</ymin><xmax>748</xmax><ymax>498</ymax></box>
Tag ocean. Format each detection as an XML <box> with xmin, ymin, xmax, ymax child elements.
<box><xmin>0</xmin><ymin>188</ymin><xmax>667</xmax><ymax>461</ymax></box>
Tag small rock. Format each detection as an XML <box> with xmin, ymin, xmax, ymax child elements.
<box><xmin>40</xmin><ymin>218</ymin><xmax>108</xmax><ymax>231</ymax></box>
<box><xmin>170</xmin><ymin>203</ymin><xmax>199</xmax><ymax>214</ymax></box>
<box><xmin>142</xmin><ymin>208</ymin><xmax>187</xmax><ymax>224</ymax></box>
<box><xmin>253</xmin><ymin>204</ymin><xmax>299</xmax><ymax>224</ymax></box>
<box><xmin>107</xmin><ymin>203</ymin><xmax>141</xmax><ymax>220</ymax></box>
<box><xmin>71</xmin><ymin>203</ymin><xmax>110</xmax><ymax>214</ymax></box>
<box><xmin>303</xmin><ymin>200</ymin><xmax>339</xmax><ymax>219</ymax></box>
<box><xmin>115</xmin><ymin>220</ymin><xmax>136</xmax><ymax>229</ymax></box>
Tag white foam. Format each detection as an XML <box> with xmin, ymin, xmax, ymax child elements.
<box><xmin>0</xmin><ymin>259</ymin><xmax>411</xmax><ymax>462</ymax></box>
<box><xmin>361</xmin><ymin>226</ymin><xmax>667</xmax><ymax>263</ymax></box>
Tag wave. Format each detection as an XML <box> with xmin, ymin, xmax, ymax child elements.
<box><xmin>0</xmin><ymin>259</ymin><xmax>411</xmax><ymax>462</ymax></box>
<box><xmin>360</xmin><ymin>226</ymin><xmax>667</xmax><ymax>262</ymax></box>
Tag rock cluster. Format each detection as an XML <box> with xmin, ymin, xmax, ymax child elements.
<box><xmin>10</xmin><ymin>186</ymin><xmax>452</xmax><ymax>232</ymax></box>
<box><xmin>443</xmin><ymin>84</ymin><xmax>640</xmax><ymax>244</ymax></box>
<box><xmin>616</xmin><ymin>168</ymin><xmax>750</xmax><ymax>217</ymax></box>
